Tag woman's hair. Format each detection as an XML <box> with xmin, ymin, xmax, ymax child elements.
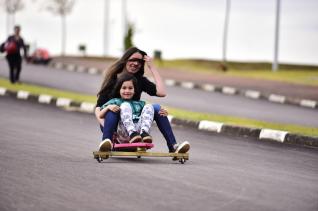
<box><xmin>97</xmin><ymin>47</ymin><xmax>147</xmax><ymax>97</ymax></box>
<box><xmin>111</xmin><ymin>73</ymin><xmax>139</xmax><ymax>100</ymax></box>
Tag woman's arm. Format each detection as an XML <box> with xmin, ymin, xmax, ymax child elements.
<box><xmin>144</xmin><ymin>55</ymin><xmax>166</xmax><ymax>97</ymax></box>
<box><xmin>95</xmin><ymin>107</ymin><xmax>105</xmax><ymax>126</ymax></box>
<box><xmin>95</xmin><ymin>105</ymin><xmax>120</xmax><ymax>126</ymax></box>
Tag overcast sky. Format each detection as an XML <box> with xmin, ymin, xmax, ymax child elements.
<box><xmin>0</xmin><ymin>0</ymin><xmax>318</xmax><ymax>65</ymax></box>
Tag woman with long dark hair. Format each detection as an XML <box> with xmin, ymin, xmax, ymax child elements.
<box><xmin>95</xmin><ymin>47</ymin><xmax>190</xmax><ymax>153</ymax></box>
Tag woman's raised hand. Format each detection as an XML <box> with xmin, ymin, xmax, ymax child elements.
<box><xmin>143</xmin><ymin>55</ymin><xmax>154</xmax><ymax>69</ymax></box>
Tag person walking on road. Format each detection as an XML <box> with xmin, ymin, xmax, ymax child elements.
<box><xmin>95</xmin><ymin>47</ymin><xmax>190</xmax><ymax>153</ymax></box>
<box><xmin>0</xmin><ymin>25</ymin><xmax>27</xmax><ymax>84</ymax></box>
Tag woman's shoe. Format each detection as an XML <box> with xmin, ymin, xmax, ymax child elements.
<box><xmin>99</xmin><ymin>139</ymin><xmax>112</xmax><ymax>152</ymax></box>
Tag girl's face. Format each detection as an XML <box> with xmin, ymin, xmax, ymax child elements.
<box><xmin>126</xmin><ymin>52</ymin><xmax>144</xmax><ymax>74</ymax></box>
<box><xmin>120</xmin><ymin>80</ymin><xmax>135</xmax><ymax>100</ymax></box>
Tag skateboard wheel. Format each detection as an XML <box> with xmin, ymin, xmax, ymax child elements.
<box><xmin>179</xmin><ymin>158</ymin><xmax>185</xmax><ymax>164</ymax></box>
<box><xmin>96</xmin><ymin>156</ymin><xmax>103</xmax><ymax>163</ymax></box>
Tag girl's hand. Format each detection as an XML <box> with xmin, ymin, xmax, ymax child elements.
<box><xmin>158</xmin><ymin>107</ymin><xmax>168</xmax><ymax>116</ymax></box>
<box><xmin>108</xmin><ymin>105</ymin><xmax>120</xmax><ymax>113</ymax></box>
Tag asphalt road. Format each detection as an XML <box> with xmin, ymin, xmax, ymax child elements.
<box><xmin>0</xmin><ymin>59</ymin><xmax>318</xmax><ymax>128</ymax></box>
<box><xmin>0</xmin><ymin>97</ymin><xmax>317</xmax><ymax>211</ymax></box>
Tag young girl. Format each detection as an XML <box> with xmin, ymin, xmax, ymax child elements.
<box><xmin>99</xmin><ymin>73</ymin><xmax>154</xmax><ymax>149</ymax></box>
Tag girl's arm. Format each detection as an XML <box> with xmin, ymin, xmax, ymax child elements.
<box><xmin>144</xmin><ymin>55</ymin><xmax>166</xmax><ymax>97</ymax></box>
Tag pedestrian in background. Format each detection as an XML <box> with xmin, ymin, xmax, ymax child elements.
<box><xmin>0</xmin><ymin>25</ymin><xmax>27</xmax><ymax>84</ymax></box>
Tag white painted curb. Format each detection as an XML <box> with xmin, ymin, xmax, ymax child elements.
<box><xmin>201</xmin><ymin>84</ymin><xmax>215</xmax><ymax>92</ymax></box>
<box><xmin>54</xmin><ymin>62</ymin><xmax>63</xmax><ymax>69</ymax></box>
<box><xmin>17</xmin><ymin>91</ymin><xmax>29</xmax><ymax>99</ymax></box>
<box><xmin>66</xmin><ymin>64</ymin><xmax>76</xmax><ymax>71</ymax></box>
<box><xmin>300</xmin><ymin>99</ymin><xmax>316</xmax><ymax>108</ymax></box>
<box><xmin>80</xmin><ymin>102</ymin><xmax>95</xmax><ymax>113</ymax></box>
<box><xmin>198</xmin><ymin>120</ymin><xmax>223</xmax><ymax>133</ymax></box>
<box><xmin>222</xmin><ymin>86</ymin><xmax>236</xmax><ymax>95</ymax></box>
<box><xmin>165</xmin><ymin>79</ymin><xmax>176</xmax><ymax>86</ymax></box>
<box><xmin>0</xmin><ymin>87</ymin><xmax>6</xmax><ymax>96</ymax></box>
<box><xmin>56</xmin><ymin>98</ymin><xmax>71</xmax><ymax>107</ymax></box>
<box><xmin>245</xmin><ymin>90</ymin><xmax>261</xmax><ymax>99</ymax></box>
<box><xmin>269</xmin><ymin>94</ymin><xmax>285</xmax><ymax>104</ymax></box>
<box><xmin>38</xmin><ymin>94</ymin><xmax>53</xmax><ymax>104</ymax></box>
<box><xmin>88</xmin><ymin>68</ymin><xmax>98</xmax><ymax>74</ymax></box>
<box><xmin>259</xmin><ymin>129</ymin><xmax>288</xmax><ymax>143</ymax></box>
<box><xmin>181</xmin><ymin>82</ymin><xmax>195</xmax><ymax>89</ymax></box>
<box><xmin>77</xmin><ymin>66</ymin><xmax>86</xmax><ymax>73</ymax></box>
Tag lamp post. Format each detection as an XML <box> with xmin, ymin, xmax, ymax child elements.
<box><xmin>272</xmin><ymin>0</ymin><xmax>281</xmax><ymax>71</ymax></box>
<box><xmin>122</xmin><ymin>0</ymin><xmax>127</xmax><ymax>51</ymax></box>
<box><xmin>103</xmin><ymin>0</ymin><xmax>110</xmax><ymax>56</ymax></box>
<box><xmin>222</xmin><ymin>0</ymin><xmax>231</xmax><ymax>69</ymax></box>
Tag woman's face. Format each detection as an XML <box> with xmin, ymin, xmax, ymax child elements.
<box><xmin>125</xmin><ymin>52</ymin><xmax>144</xmax><ymax>74</ymax></box>
<box><xmin>120</xmin><ymin>80</ymin><xmax>135</xmax><ymax>100</ymax></box>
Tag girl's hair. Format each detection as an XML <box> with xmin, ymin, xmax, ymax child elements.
<box><xmin>97</xmin><ymin>47</ymin><xmax>147</xmax><ymax>97</ymax></box>
<box><xmin>111</xmin><ymin>73</ymin><xmax>139</xmax><ymax>100</ymax></box>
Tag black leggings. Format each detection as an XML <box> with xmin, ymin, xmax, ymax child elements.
<box><xmin>6</xmin><ymin>54</ymin><xmax>22</xmax><ymax>83</ymax></box>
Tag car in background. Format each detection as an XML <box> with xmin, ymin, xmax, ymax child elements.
<box><xmin>27</xmin><ymin>48</ymin><xmax>51</xmax><ymax>65</ymax></box>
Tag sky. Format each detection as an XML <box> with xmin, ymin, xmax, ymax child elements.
<box><xmin>0</xmin><ymin>0</ymin><xmax>318</xmax><ymax>65</ymax></box>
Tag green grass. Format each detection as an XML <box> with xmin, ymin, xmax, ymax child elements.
<box><xmin>0</xmin><ymin>77</ymin><xmax>96</xmax><ymax>103</ymax></box>
<box><xmin>165</xmin><ymin>106</ymin><xmax>318</xmax><ymax>137</ymax></box>
<box><xmin>1</xmin><ymin>77</ymin><xmax>317</xmax><ymax>137</ymax></box>
<box><xmin>155</xmin><ymin>59</ymin><xmax>318</xmax><ymax>86</ymax></box>
<box><xmin>226</xmin><ymin>70</ymin><xmax>318</xmax><ymax>86</ymax></box>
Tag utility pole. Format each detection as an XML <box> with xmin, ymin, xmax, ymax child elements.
<box><xmin>103</xmin><ymin>0</ymin><xmax>110</xmax><ymax>56</ymax></box>
<box><xmin>61</xmin><ymin>14</ymin><xmax>66</xmax><ymax>56</ymax></box>
<box><xmin>222</xmin><ymin>0</ymin><xmax>231</xmax><ymax>69</ymax></box>
<box><xmin>272</xmin><ymin>0</ymin><xmax>281</xmax><ymax>71</ymax></box>
<box><xmin>122</xmin><ymin>0</ymin><xmax>127</xmax><ymax>51</ymax></box>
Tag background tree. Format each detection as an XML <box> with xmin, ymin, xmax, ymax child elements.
<box><xmin>46</xmin><ymin>0</ymin><xmax>75</xmax><ymax>56</ymax></box>
<box><xmin>0</xmin><ymin>0</ymin><xmax>24</xmax><ymax>36</ymax></box>
<box><xmin>124</xmin><ymin>23</ymin><xmax>134</xmax><ymax>50</ymax></box>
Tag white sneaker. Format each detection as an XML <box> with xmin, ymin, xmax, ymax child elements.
<box><xmin>99</xmin><ymin>139</ymin><xmax>112</xmax><ymax>152</ymax></box>
<box><xmin>174</xmin><ymin>141</ymin><xmax>190</xmax><ymax>153</ymax></box>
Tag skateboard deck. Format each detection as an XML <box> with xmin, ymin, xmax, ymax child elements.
<box><xmin>93</xmin><ymin>143</ymin><xmax>189</xmax><ymax>164</ymax></box>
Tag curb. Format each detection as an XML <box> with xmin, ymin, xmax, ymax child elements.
<box><xmin>1</xmin><ymin>86</ymin><xmax>318</xmax><ymax>148</ymax></box>
<box><xmin>49</xmin><ymin>62</ymin><xmax>318</xmax><ymax>110</ymax></box>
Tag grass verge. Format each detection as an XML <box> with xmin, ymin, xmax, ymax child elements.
<box><xmin>156</xmin><ymin>59</ymin><xmax>318</xmax><ymax>86</ymax></box>
<box><xmin>1</xmin><ymin>77</ymin><xmax>317</xmax><ymax>137</ymax></box>
<box><xmin>0</xmin><ymin>77</ymin><xmax>96</xmax><ymax>103</ymax></box>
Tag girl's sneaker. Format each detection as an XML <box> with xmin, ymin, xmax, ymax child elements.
<box><xmin>129</xmin><ymin>132</ymin><xmax>142</xmax><ymax>143</ymax></box>
<box><xmin>141</xmin><ymin>130</ymin><xmax>152</xmax><ymax>143</ymax></box>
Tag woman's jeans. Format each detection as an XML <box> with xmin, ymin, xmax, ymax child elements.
<box><xmin>100</xmin><ymin>104</ymin><xmax>177</xmax><ymax>152</ymax></box>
